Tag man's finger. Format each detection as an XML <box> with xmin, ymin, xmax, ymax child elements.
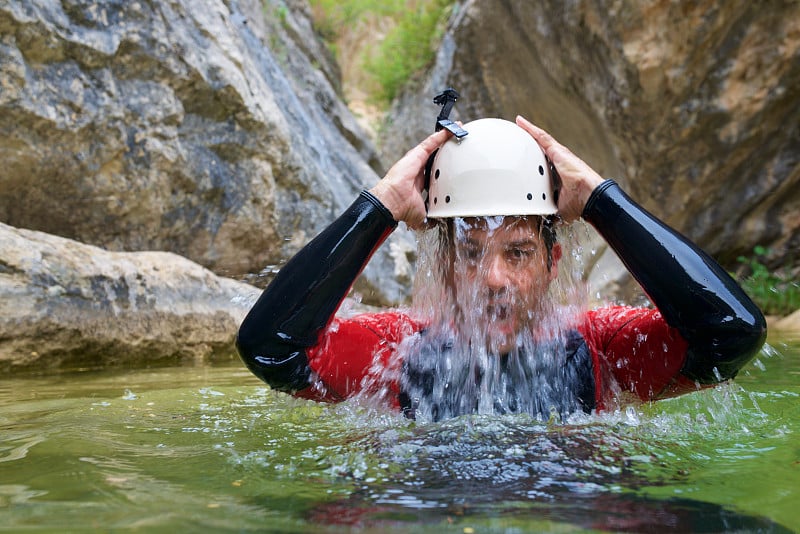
<box><xmin>516</xmin><ymin>115</ymin><xmax>558</xmax><ymax>152</ymax></box>
<box><xmin>416</xmin><ymin>128</ymin><xmax>452</xmax><ymax>156</ymax></box>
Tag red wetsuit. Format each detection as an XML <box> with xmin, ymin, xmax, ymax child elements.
<box><xmin>237</xmin><ymin>182</ymin><xmax>766</xmax><ymax>418</ymax></box>
<box><xmin>295</xmin><ymin>306</ymin><xmax>690</xmax><ymax>412</ymax></box>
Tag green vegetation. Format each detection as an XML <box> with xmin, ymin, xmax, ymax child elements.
<box><xmin>261</xmin><ymin>1</ymin><xmax>291</xmax><ymax>64</ymax></box>
<box><xmin>363</xmin><ymin>0</ymin><xmax>454</xmax><ymax>104</ymax></box>
<box><xmin>308</xmin><ymin>0</ymin><xmax>403</xmax><ymax>43</ymax></box>
<box><xmin>308</xmin><ymin>0</ymin><xmax>455</xmax><ymax>105</ymax></box>
<box><xmin>737</xmin><ymin>246</ymin><xmax>800</xmax><ymax>316</ymax></box>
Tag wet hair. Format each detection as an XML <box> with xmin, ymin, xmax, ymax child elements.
<box><xmin>439</xmin><ymin>215</ymin><xmax>558</xmax><ymax>271</ymax></box>
<box><xmin>539</xmin><ymin>216</ymin><xmax>558</xmax><ymax>270</ymax></box>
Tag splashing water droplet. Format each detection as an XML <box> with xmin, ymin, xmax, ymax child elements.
<box><xmin>364</xmin><ymin>217</ymin><xmax>599</xmax><ymax>422</ymax></box>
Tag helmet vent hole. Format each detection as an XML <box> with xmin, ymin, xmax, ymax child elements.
<box><xmin>542</xmin><ymin>193</ymin><xmax>547</xmax><ymax>200</ymax></box>
<box><xmin>445</xmin><ymin>195</ymin><xmax>451</xmax><ymax>203</ymax></box>
<box><xmin>434</xmin><ymin>169</ymin><xmax>440</xmax><ymax>179</ymax></box>
<box><xmin>527</xmin><ymin>193</ymin><xmax>533</xmax><ymax>200</ymax></box>
<box><xmin>433</xmin><ymin>197</ymin><xmax>438</xmax><ymax>205</ymax></box>
<box><xmin>538</xmin><ymin>165</ymin><xmax>544</xmax><ymax>175</ymax></box>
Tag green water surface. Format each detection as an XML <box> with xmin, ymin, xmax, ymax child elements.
<box><xmin>1</xmin><ymin>336</ymin><xmax>798</xmax><ymax>533</ymax></box>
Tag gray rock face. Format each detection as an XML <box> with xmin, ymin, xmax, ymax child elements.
<box><xmin>384</xmin><ymin>0</ymin><xmax>799</xmax><ymax>296</ymax></box>
<box><xmin>0</xmin><ymin>0</ymin><xmax>410</xmax><ymax>303</ymax></box>
<box><xmin>0</xmin><ymin>221</ymin><xmax>257</xmax><ymax>371</ymax></box>
<box><xmin>2</xmin><ymin>0</ymin><xmax>797</xmax><ymax>370</ymax></box>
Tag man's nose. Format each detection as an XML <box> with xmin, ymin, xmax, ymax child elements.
<box><xmin>483</xmin><ymin>254</ymin><xmax>508</xmax><ymax>291</ymax></box>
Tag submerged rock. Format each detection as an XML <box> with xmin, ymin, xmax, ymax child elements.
<box><xmin>0</xmin><ymin>221</ymin><xmax>257</xmax><ymax>371</ymax></box>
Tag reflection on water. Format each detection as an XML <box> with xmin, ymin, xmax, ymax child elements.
<box><xmin>1</xmin><ymin>339</ymin><xmax>797</xmax><ymax>532</ymax></box>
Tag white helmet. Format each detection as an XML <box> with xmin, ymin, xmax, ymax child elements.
<box><xmin>426</xmin><ymin>118</ymin><xmax>558</xmax><ymax>218</ymax></box>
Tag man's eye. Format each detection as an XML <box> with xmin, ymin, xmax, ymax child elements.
<box><xmin>506</xmin><ymin>248</ymin><xmax>534</xmax><ymax>262</ymax></box>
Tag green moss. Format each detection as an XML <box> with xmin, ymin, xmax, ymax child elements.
<box><xmin>308</xmin><ymin>0</ymin><xmax>404</xmax><ymax>42</ymax></box>
<box><xmin>737</xmin><ymin>246</ymin><xmax>800</xmax><ymax>316</ymax></box>
<box><xmin>308</xmin><ymin>0</ymin><xmax>455</xmax><ymax>106</ymax></box>
<box><xmin>260</xmin><ymin>1</ymin><xmax>290</xmax><ymax>64</ymax></box>
<box><xmin>362</xmin><ymin>0</ymin><xmax>455</xmax><ymax>105</ymax></box>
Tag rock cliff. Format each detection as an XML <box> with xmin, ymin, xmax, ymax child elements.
<box><xmin>384</xmin><ymin>0</ymin><xmax>799</xmax><ymax>298</ymax></box>
<box><xmin>2</xmin><ymin>0</ymin><xmax>798</xmax><ymax>369</ymax></box>
<box><xmin>0</xmin><ymin>0</ymin><xmax>412</xmax><ymax>303</ymax></box>
<box><xmin>0</xmin><ymin>221</ymin><xmax>256</xmax><ymax>371</ymax></box>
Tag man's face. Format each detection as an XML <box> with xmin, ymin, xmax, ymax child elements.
<box><xmin>450</xmin><ymin>216</ymin><xmax>560</xmax><ymax>354</ymax></box>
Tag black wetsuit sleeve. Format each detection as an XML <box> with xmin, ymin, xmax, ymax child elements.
<box><xmin>236</xmin><ymin>191</ymin><xmax>397</xmax><ymax>391</ymax></box>
<box><xmin>582</xmin><ymin>180</ymin><xmax>767</xmax><ymax>383</ymax></box>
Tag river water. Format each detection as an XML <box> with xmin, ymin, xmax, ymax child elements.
<box><xmin>1</xmin><ymin>335</ymin><xmax>797</xmax><ymax>532</ymax></box>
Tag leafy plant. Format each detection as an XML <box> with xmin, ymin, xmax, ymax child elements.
<box><xmin>307</xmin><ymin>0</ymin><xmax>455</xmax><ymax>106</ymax></box>
<box><xmin>737</xmin><ymin>246</ymin><xmax>800</xmax><ymax>316</ymax></box>
<box><xmin>308</xmin><ymin>0</ymin><xmax>404</xmax><ymax>42</ymax></box>
<box><xmin>363</xmin><ymin>0</ymin><xmax>454</xmax><ymax>105</ymax></box>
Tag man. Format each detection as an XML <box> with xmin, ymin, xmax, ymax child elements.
<box><xmin>236</xmin><ymin>114</ymin><xmax>766</xmax><ymax>422</ymax></box>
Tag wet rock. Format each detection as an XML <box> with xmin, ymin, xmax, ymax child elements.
<box><xmin>0</xmin><ymin>221</ymin><xmax>258</xmax><ymax>371</ymax></box>
<box><xmin>773</xmin><ymin>309</ymin><xmax>800</xmax><ymax>335</ymax></box>
<box><xmin>384</xmin><ymin>0</ymin><xmax>800</xmax><ymax>299</ymax></box>
<box><xmin>0</xmin><ymin>0</ymin><xmax>409</xmax><ymax>304</ymax></box>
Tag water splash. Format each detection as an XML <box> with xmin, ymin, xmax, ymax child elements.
<box><xmin>376</xmin><ymin>216</ymin><xmax>594</xmax><ymax>422</ymax></box>
<box><xmin>306</xmin><ymin>379</ymin><xmax>777</xmax><ymax>511</ymax></box>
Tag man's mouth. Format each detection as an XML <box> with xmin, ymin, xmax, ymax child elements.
<box><xmin>484</xmin><ymin>302</ymin><xmax>518</xmax><ymax>352</ymax></box>
<box><xmin>486</xmin><ymin>303</ymin><xmax>510</xmax><ymax>321</ymax></box>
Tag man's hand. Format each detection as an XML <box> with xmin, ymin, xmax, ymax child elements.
<box><xmin>369</xmin><ymin>128</ymin><xmax>452</xmax><ymax>229</ymax></box>
<box><xmin>516</xmin><ymin>115</ymin><xmax>604</xmax><ymax>222</ymax></box>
